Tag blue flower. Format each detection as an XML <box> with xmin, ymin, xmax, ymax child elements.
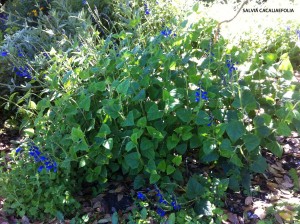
<box><xmin>16</xmin><ymin>147</ymin><xmax>23</xmax><ymax>154</ymax></box>
<box><xmin>226</xmin><ymin>59</ymin><xmax>237</xmax><ymax>75</ymax></box>
<box><xmin>161</xmin><ymin>28</ymin><xmax>172</xmax><ymax>37</ymax></box>
<box><xmin>137</xmin><ymin>192</ymin><xmax>146</xmax><ymax>200</ymax></box>
<box><xmin>207</xmin><ymin>114</ymin><xmax>214</xmax><ymax>126</ymax></box>
<box><xmin>156</xmin><ymin>207</ymin><xmax>165</xmax><ymax>217</ymax></box>
<box><xmin>38</xmin><ymin>165</ymin><xmax>44</xmax><ymax>173</ymax></box>
<box><xmin>28</xmin><ymin>143</ymin><xmax>58</xmax><ymax>173</ymax></box>
<box><xmin>296</xmin><ymin>29</ymin><xmax>300</xmax><ymax>40</ymax></box>
<box><xmin>82</xmin><ymin>0</ymin><xmax>87</xmax><ymax>5</ymax></box>
<box><xmin>17</xmin><ymin>50</ymin><xmax>24</xmax><ymax>57</ymax></box>
<box><xmin>14</xmin><ymin>66</ymin><xmax>32</xmax><ymax>79</ymax></box>
<box><xmin>286</xmin><ymin>26</ymin><xmax>290</xmax><ymax>31</ymax></box>
<box><xmin>195</xmin><ymin>88</ymin><xmax>208</xmax><ymax>102</ymax></box>
<box><xmin>1</xmin><ymin>51</ymin><xmax>8</xmax><ymax>57</ymax></box>
<box><xmin>144</xmin><ymin>3</ymin><xmax>150</xmax><ymax>15</ymax></box>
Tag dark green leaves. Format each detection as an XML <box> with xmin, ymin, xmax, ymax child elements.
<box><xmin>242</xmin><ymin>134</ymin><xmax>260</xmax><ymax>152</ymax></box>
<box><xmin>266</xmin><ymin>142</ymin><xmax>283</xmax><ymax>157</ymax></box>
<box><xmin>186</xmin><ymin>176</ymin><xmax>205</xmax><ymax>200</ymax></box>
<box><xmin>232</xmin><ymin>90</ymin><xmax>257</xmax><ymax>113</ymax></box>
<box><xmin>147</xmin><ymin>104</ymin><xmax>163</xmax><ymax>121</ymax></box>
<box><xmin>226</xmin><ymin>120</ymin><xmax>245</xmax><ymax>143</ymax></box>
<box><xmin>121</xmin><ymin>111</ymin><xmax>135</xmax><ymax>127</ymax></box>
<box><xmin>124</xmin><ymin>152</ymin><xmax>140</xmax><ymax>169</ymax></box>
<box><xmin>250</xmin><ymin>156</ymin><xmax>267</xmax><ymax>173</ymax></box>
<box><xmin>176</xmin><ymin>108</ymin><xmax>192</xmax><ymax>123</ymax></box>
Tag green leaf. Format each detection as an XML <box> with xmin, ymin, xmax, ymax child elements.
<box><xmin>157</xmin><ymin>160</ymin><xmax>166</xmax><ymax>172</ymax></box>
<box><xmin>56</xmin><ymin>211</ymin><xmax>64</xmax><ymax>221</ymax></box>
<box><xmin>194</xmin><ymin>200</ymin><xmax>213</xmax><ymax>216</ymax></box>
<box><xmin>172</xmin><ymin>168</ymin><xmax>183</xmax><ymax>181</ymax></box>
<box><xmin>182</xmin><ymin>131</ymin><xmax>193</xmax><ymax>141</ymax></box>
<box><xmin>150</xmin><ymin>173</ymin><xmax>160</xmax><ymax>184</ymax></box>
<box><xmin>103</xmin><ymin>138</ymin><xmax>113</xmax><ymax>150</ymax></box>
<box><xmin>277</xmin><ymin>122</ymin><xmax>291</xmax><ymax>137</ymax></box>
<box><xmin>134</xmin><ymin>175</ymin><xmax>145</xmax><ymax>189</ymax></box>
<box><xmin>125</xmin><ymin>141</ymin><xmax>136</xmax><ymax>152</ymax></box>
<box><xmin>23</xmin><ymin>128</ymin><xmax>34</xmax><ymax>137</ymax></box>
<box><xmin>73</xmin><ymin>140</ymin><xmax>89</xmax><ymax>152</ymax></box>
<box><xmin>203</xmin><ymin>140</ymin><xmax>216</xmax><ymax>155</ymax></box>
<box><xmin>28</xmin><ymin>100</ymin><xmax>36</xmax><ymax>110</ymax></box>
<box><xmin>169</xmin><ymin>61</ymin><xmax>176</xmax><ymax>70</ymax></box>
<box><xmin>219</xmin><ymin>138</ymin><xmax>234</xmax><ymax>158</ymax></box>
<box><xmin>230</xmin><ymin>154</ymin><xmax>243</xmax><ymax>167</ymax></box>
<box><xmin>167</xmin><ymin>134</ymin><xmax>180</xmax><ymax>150</ymax></box>
<box><xmin>79</xmin><ymin>158</ymin><xmax>86</xmax><ymax>168</ymax></box>
<box><xmin>166</xmin><ymin>165</ymin><xmax>176</xmax><ymax>175</ymax></box>
<box><xmin>97</xmin><ymin>124</ymin><xmax>111</xmax><ymax>138</ymax></box>
<box><xmin>289</xmin><ymin>168</ymin><xmax>299</xmax><ymax>190</ymax></box>
<box><xmin>168</xmin><ymin>213</ymin><xmax>176</xmax><ymax>224</ymax></box>
<box><xmin>111</xmin><ymin>212</ymin><xmax>118</xmax><ymax>224</ymax></box>
<box><xmin>140</xmin><ymin>137</ymin><xmax>155</xmax><ymax>159</ymax></box>
<box><xmin>176</xmin><ymin>143</ymin><xmax>187</xmax><ymax>154</ymax></box>
<box><xmin>137</xmin><ymin>117</ymin><xmax>147</xmax><ymax>128</ymax></box>
<box><xmin>256</xmin><ymin>125</ymin><xmax>271</xmax><ymax>137</ymax></box>
<box><xmin>190</xmin><ymin>135</ymin><xmax>201</xmax><ymax>148</ymax></box>
<box><xmin>266</xmin><ymin>142</ymin><xmax>283</xmax><ymax>157</ymax></box>
<box><xmin>172</xmin><ymin>155</ymin><xmax>182</xmax><ymax>166</ymax></box>
<box><xmin>250</xmin><ymin>156</ymin><xmax>267</xmax><ymax>173</ymax></box>
<box><xmin>133</xmin><ymin>89</ymin><xmax>146</xmax><ymax>101</ymax></box>
<box><xmin>124</xmin><ymin>152</ymin><xmax>140</xmax><ymax>169</ymax></box>
<box><xmin>121</xmin><ymin>111</ymin><xmax>135</xmax><ymax>127</ymax></box>
<box><xmin>279</xmin><ymin>56</ymin><xmax>294</xmax><ymax>80</ymax></box>
<box><xmin>71</xmin><ymin>127</ymin><xmax>84</xmax><ymax>142</ymax></box>
<box><xmin>147</xmin><ymin>104</ymin><xmax>163</xmax><ymax>121</ymax></box>
<box><xmin>176</xmin><ymin>108</ymin><xmax>192</xmax><ymax>123</ymax></box>
<box><xmin>146</xmin><ymin>126</ymin><xmax>164</xmax><ymax>140</ymax></box>
<box><xmin>186</xmin><ymin>177</ymin><xmax>205</xmax><ymax>199</ymax></box>
<box><xmin>193</xmin><ymin>2</ymin><xmax>199</xmax><ymax>12</ymax></box>
<box><xmin>243</xmin><ymin>134</ymin><xmax>260</xmax><ymax>152</ymax></box>
<box><xmin>195</xmin><ymin>111</ymin><xmax>210</xmax><ymax>125</ymax></box>
<box><xmin>116</xmin><ymin>79</ymin><xmax>131</xmax><ymax>94</ymax></box>
<box><xmin>226</xmin><ymin>120</ymin><xmax>245</xmax><ymax>143</ymax></box>
<box><xmin>232</xmin><ymin>90</ymin><xmax>257</xmax><ymax>112</ymax></box>
<box><xmin>87</xmin><ymin>81</ymin><xmax>106</xmax><ymax>93</ymax></box>
<box><xmin>141</xmin><ymin>208</ymin><xmax>148</xmax><ymax>220</ymax></box>
<box><xmin>263</xmin><ymin>53</ymin><xmax>277</xmax><ymax>64</ymax></box>
<box><xmin>131</xmin><ymin>129</ymin><xmax>144</xmax><ymax>144</ymax></box>
<box><xmin>103</xmin><ymin>103</ymin><xmax>121</xmax><ymax>119</ymax></box>
<box><xmin>79</xmin><ymin>94</ymin><xmax>90</xmax><ymax>111</ymax></box>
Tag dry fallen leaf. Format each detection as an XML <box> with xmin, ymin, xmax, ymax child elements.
<box><xmin>114</xmin><ymin>185</ymin><xmax>125</xmax><ymax>193</ymax></box>
<box><xmin>278</xmin><ymin>211</ymin><xmax>293</xmax><ymax>222</ymax></box>
<box><xmin>117</xmin><ymin>194</ymin><xmax>124</xmax><ymax>202</ymax></box>
<box><xmin>227</xmin><ymin>212</ymin><xmax>239</xmax><ymax>224</ymax></box>
<box><xmin>245</xmin><ymin>196</ymin><xmax>253</xmax><ymax>206</ymax></box>
<box><xmin>266</xmin><ymin>181</ymin><xmax>279</xmax><ymax>192</ymax></box>
<box><xmin>274</xmin><ymin>213</ymin><xmax>284</xmax><ymax>224</ymax></box>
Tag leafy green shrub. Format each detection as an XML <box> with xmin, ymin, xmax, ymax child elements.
<box><xmin>1</xmin><ymin>1</ymin><xmax>300</xmax><ymax>222</ymax></box>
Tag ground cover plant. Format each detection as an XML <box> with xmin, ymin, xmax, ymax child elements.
<box><xmin>0</xmin><ymin>0</ymin><xmax>299</xmax><ymax>223</ymax></box>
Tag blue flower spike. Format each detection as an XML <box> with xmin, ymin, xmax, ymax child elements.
<box><xmin>195</xmin><ymin>88</ymin><xmax>208</xmax><ymax>102</ymax></box>
<box><xmin>1</xmin><ymin>51</ymin><xmax>8</xmax><ymax>57</ymax></box>
<box><xmin>16</xmin><ymin>147</ymin><xmax>23</xmax><ymax>154</ymax></box>
<box><xmin>28</xmin><ymin>143</ymin><xmax>58</xmax><ymax>173</ymax></box>
<box><xmin>156</xmin><ymin>207</ymin><xmax>166</xmax><ymax>217</ymax></box>
<box><xmin>161</xmin><ymin>28</ymin><xmax>172</xmax><ymax>37</ymax></box>
<box><xmin>137</xmin><ymin>192</ymin><xmax>146</xmax><ymax>200</ymax></box>
<box><xmin>144</xmin><ymin>3</ymin><xmax>150</xmax><ymax>15</ymax></box>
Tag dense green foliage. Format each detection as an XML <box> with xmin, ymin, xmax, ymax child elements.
<box><xmin>0</xmin><ymin>0</ymin><xmax>299</xmax><ymax>222</ymax></box>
